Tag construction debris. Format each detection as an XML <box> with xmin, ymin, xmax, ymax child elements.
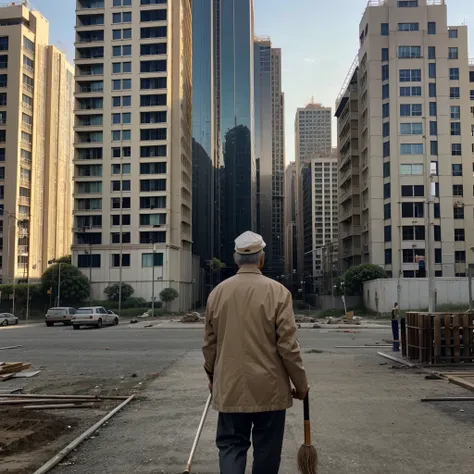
<box><xmin>0</xmin><ymin>345</ymin><xmax>22</xmax><ymax>351</ymax></box>
<box><xmin>448</xmin><ymin>375</ymin><xmax>474</xmax><ymax>393</ymax></box>
<box><xmin>0</xmin><ymin>362</ymin><xmax>34</xmax><ymax>381</ymax></box>
<box><xmin>421</xmin><ymin>397</ymin><xmax>474</xmax><ymax>402</ymax></box>
<box><xmin>377</xmin><ymin>352</ymin><xmax>417</xmax><ymax>368</ymax></box>
<box><xmin>24</xmin><ymin>403</ymin><xmax>95</xmax><ymax>410</ymax></box>
<box><xmin>181</xmin><ymin>312</ymin><xmax>204</xmax><ymax>323</ymax></box>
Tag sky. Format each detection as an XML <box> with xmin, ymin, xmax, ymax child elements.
<box><xmin>33</xmin><ymin>0</ymin><xmax>474</xmax><ymax>163</ymax></box>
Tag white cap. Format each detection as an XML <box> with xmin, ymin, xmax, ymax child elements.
<box><xmin>234</xmin><ymin>231</ymin><xmax>266</xmax><ymax>255</ymax></box>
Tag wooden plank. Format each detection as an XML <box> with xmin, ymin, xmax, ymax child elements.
<box><xmin>462</xmin><ymin>314</ymin><xmax>471</xmax><ymax>360</ymax></box>
<box><xmin>0</xmin><ymin>399</ymin><xmax>102</xmax><ymax>405</ymax></box>
<box><xmin>448</xmin><ymin>376</ymin><xmax>474</xmax><ymax>393</ymax></box>
<box><xmin>444</xmin><ymin>314</ymin><xmax>452</xmax><ymax>364</ymax></box>
<box><xmin>418</xmin><ymin>314</ymin><xmax>425</xmax><ymax>364</ymax></box>
<box><xmin>377</xmin><ymin>352</ymin><xmax>417</xmax><ymax>367</ymax></box>
<box><xmin>434</xmin><ymin>314</ymin><xmax>441</xmax><ymax>362</ymax></box>
<box><xmin>0</xmin><ymin>364</ymin><xmax>30</xmax><ymax>376</ymax></box>
<box><xmin>421</xmin><ymin>397</ymin><xmax>474</xmax><ymax>402</ymax></box>
<box><xmin>453</xmin><ymin>314</ymin><xmax>460</xmax><ymax>363</ymax></box>
<box><xmin>23</xmin><ymin>403</ymin><xmax>95</xmax><ymax>410</ymax></box>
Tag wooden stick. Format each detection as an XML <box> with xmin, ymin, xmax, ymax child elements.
<box><xmin>0</xmin><ymin>393</ymin><xmax>129</xmax><ymax>400</ymax></box>
<box><xmin>0</xmin><ymin>345</ymin><xmax>22</xmax><ymax>351</ymax></box>
<box><xmin>32</xmin><ymin>395</ymin><xmax>135</xmax><ymax>474</ymax></box>
<box><xmin>421</xmin><ymin>397</ymin><xmax>474</xmax><ymax>402</ymax></box>
<box><xmin>0</xmin><ymin>399</ymin><xmax>104</xmax><ymax>405</ymax></box>
<box><xmin>448</xmin><ymin>376</ymin><xmax>474</xmax><ymax>392</ymax></box>
<box><xmin>23</xmin><ymin>403</ymin><xmax>95</xmax><ymax>410</ymax></box>
<box><xmin>377</xmin><ymin>352</ymin><xmax>417</xmax><ymax>367</ymax></box>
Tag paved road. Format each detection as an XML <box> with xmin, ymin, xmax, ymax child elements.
<box><xmin>3</xmin><ymin>324</ymin><xmax>473</xmax><ymax>473</ymax></box>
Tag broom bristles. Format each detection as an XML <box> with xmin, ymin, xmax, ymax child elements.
<box><xmin>297</xmin><ymin>444</ymin><xmax>318</xmax><ymax>474</ymax></box>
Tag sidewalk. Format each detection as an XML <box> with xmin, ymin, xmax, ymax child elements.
<box><xmin>54</xmin><ymin>349</ymin><xmax>473</xmax><ymax>473</ymax></box>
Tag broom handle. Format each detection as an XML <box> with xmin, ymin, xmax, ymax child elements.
<box><xmin>303</xmin><ymin>394</ymin><xmax>311</xmax><ymax>446</ymax></box>
<box><xmin>183</xmin><ymin>393</ymin><xmax>212</xmax><ymax>474</ymax></box>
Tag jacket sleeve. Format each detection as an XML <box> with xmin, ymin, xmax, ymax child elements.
<box><xmin>276</xmin><ymin>290</ymin><xmax>308</xmax><ymax>394</ymax></box>
<box><xmin>202</xmin><ymin>301</ymin><xmax>217</xmax><ymax>380</ymax></box>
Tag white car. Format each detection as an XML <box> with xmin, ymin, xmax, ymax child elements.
<box><xmin>0</xmin><ymin>313</ymin><xmax>19</xmax><ymax>326</ymax></box>
<box><xmin>72</xmin><ymin>307</ymin><xmax>119</xmax><ymax>330</ymax></box>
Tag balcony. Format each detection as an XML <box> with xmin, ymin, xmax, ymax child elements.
<box><xmin>22</xmin><ymin>84</ymin><xmax>33</xmax><ymax>95</ymax></box>
<box><xmin>76</xmin><ymin>68</ymin><xmax>104</xmax><ymax>78</ymax></box>
<box><xmin>340</xmin><ymin>206</ymin><xmax>353</xmax><ymax>223</ymax></box>
<box><xmin>76</xmin><ymin>1</ymin><xmax>105</xmax><ymax>11</ymax></box>
<box><xmin>75</xmin><ymin>32</ymin><xmax>104</xmax><ymax>46</ymax></box>
<box><xmin>18</xmin><ymin>196</ymin><xmax>30</xmax><ymax>206</ymax></box>
<box><xmin>340</xmin><ymin>225</ymin><xmax>361</xmax><ymax>240</ymax></box>
<box><xmin>21</xmin><ymin>122</ymin><xmax>32</xmax><ymax>133</ymax></box>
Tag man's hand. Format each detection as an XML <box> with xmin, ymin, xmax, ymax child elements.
<box><xmin>292</xmin><ymin>385</ymin><xmax>310</xmax><ymax>401</ymax></box>
<box><xmin>208</xmin><ymin>382</ymin><xmax>213</xmax><ymax>393</ymax></box>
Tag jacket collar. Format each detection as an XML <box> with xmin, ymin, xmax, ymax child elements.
<box><xmin>237</xmin><ymin>265</ymin><xmax>262</xmax><ymax>275</ymax></box>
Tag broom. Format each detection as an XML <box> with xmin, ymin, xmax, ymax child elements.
<box><xmin>297</xmin><ymin>394</ymin><xmax>318</xmax><ymax>474</ymax></box>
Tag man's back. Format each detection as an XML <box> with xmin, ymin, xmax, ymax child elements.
<box><xmin>203</xmin><ymin>266</ymin><xmax>307</xmax><ymax>413</ymax></box>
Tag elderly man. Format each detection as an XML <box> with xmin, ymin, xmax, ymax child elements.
<box><xmin>203</xmin><ymin>230</ymin><xmax>309</xmax><ymax>474</ymax></box>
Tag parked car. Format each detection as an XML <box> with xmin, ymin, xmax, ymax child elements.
<box><xmin>0</xmin><ymin>313</ymin><xmax>19</xmax><ymax>326</ymax></box>
<box><xmin>45</xmin><ymin>307</ymin><xmax>77</xmax><ymax>327</ymax></box>
<box><xmin>72</xmin><ymin>307</ymin><xmax>119</xmax><ymax>330</ymax></box>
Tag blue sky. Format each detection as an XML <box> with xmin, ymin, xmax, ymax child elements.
<box><xmin>34</xmin><ymin>0</ymin><xmax>474</xmax><ymax>163</ymax></box>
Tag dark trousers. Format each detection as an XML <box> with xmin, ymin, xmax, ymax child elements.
<box><xmin>392</xmin><ymin>319</ymin><xmax>400</xmax><ymax>352</ymax></box>
<box><xmin>216</xmin><ymin>410</ymin><xmax>286</xmax><ymax>474</ymax></box>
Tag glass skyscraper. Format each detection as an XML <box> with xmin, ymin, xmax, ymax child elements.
<box><xmin>192</xmin><ymin>0</ymin><xmax>256</xmax><ymax>270</ymax></box>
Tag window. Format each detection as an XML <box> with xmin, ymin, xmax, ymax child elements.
<box><xmin>429</xmin><ymin>83</ymin><xmax>437</xmax><ymax>97</ymax></box>
<box><xmin>382</xmin><ymin>122</ymin><xmax>390</xmax><ymax>137</ymax></box>
<box><xmin>448</xmin><ymin>47</ymin><xmax>458</xmax><ymax>60</ymax></box>
<box><xmin>113</xmin><ymin>12</ymin><xmax>132</xmax><ymax>23</ymax></box>
<box><xmin>384</xmin><ymin>203</ymin><xmax>391</xmax><ymax>220</ymax></box>
<box><xmin>455</xmin><ymin>251</ymin><xmax>466</xmax><ymax>263</ymax></box>
<box><xmin>382</xmin><ymin>84</ymin><xmax>389</xmax><ymax>99</ymax></box>
<box><xmin>140</xmin><ymin>179</ymin><xmax>166</xmax><ymax>192</ymax></box>
<box><xmin>429</xmin><ymin>102</ymin><xmax>437</xmax><ymax>116</ymax></box>
<box><xmin>140</xmin><ymin>162</ymin><xmax>166</xmax><ymax>174</ymax></box>
<box><xmin>402</xmin><ymin>226</ymin><xmax>425</xmax><ymax>241</ymax></box>
<box><xmin>449</xmin><ymin>29</ymin><xmax>458</xmax><ymax>39</ymax></box>
<box><xmin>141</xmin><ymin>26</ymin><xmax>167</xmax><ymax>39</ymax></box>
<box><xmin>450</xmin><ymin>87</ymin><xmax>460</xmax><ymax>99</ymax></box>
<box><xmin>384</xmin><ymin>226</ymin><xmax>391</xmax><ymax>242</ymax></box>
<box><xmin>382</xmin><ymin>48</ymin><xmax>389</xmax><ymax>61</ymax></box>
<box><xmin>398</xmin><ymin>46</ymin><xmax>421</xmax><ymax>58</ymax></box>
<box><xmin>471</xmin><ymin>90</ymin><xmax>474</xmax><ymax>101</ymax></box>
<box><xmin>434</xmin><ymin>203</ymin><xmax>440</xmax><ymax>219</ymax></box>
<box><xmin>452</xmin><ymin>164</ymin><xmax>463</xmax><ymax>176</ymax></box>
<box><xmin>400</xmin><ymin>104</ymin><xmax>422</xmax><ymax>117</ymax></box>
<box><xmin>112</xmin><ymin>254</ymin><xmax>131</xmax><ymax>267</ymax></box>
<box><xmin>428</xmin><ymin>63</ymin><xmax>436</xmax><ymax>79</ymax></box>
<box><xmin>429</xmin><ymin>121</ymin><xmax>437</xmax><ymax>136</ymax></box>
<box><xmin>385</xmin><ymin>249</ymin><xmax>392</xmax><ymax>265</ymax></box>
<box><xmin>382</xmin><ymin>103</ymin><xmax>390</xmax><ymax>118</ymax></box>
<box><xmin>454</xmin><ymin>229</ymin><xmax>465</xmax><ymax>242</ymax></box>
<box><xmin>453</xmin><ymin>207</ymin><xmax>464</xmax><ymax>220</ymax></box>
<box><xmin>383</xmin><ymin>141</ymin><xmax>390</xmax><ymax>158</ymax></box>
<box><xmin>78</xmin><ymin>255</ymin><xmax>101</xmax><ymax>268</ymax></box>
<box><xmin>450</xmin><ymin>68</ymin><xmax>460</xmax><ymax>80</ymax></box>
<box><xmin>428</xmin><ymin>46</ymin><xmax>436</xmax><ymax>59</ymax></box>
<box><xmin>384</xmin><ymin>182</ymin><xmax>390</xmax><ymax>199</ymax></box>
<box><xmin>0</xmin><ymin>37</ymin><xmax>8</xmax><ymax>51</ymax></box>
<box><xmin>398</xmin><ymin>0</ymin><xmax>418</xmax><ymax>6</ymax></box>
<box><xmin>140</xmin><ymin>94</ymin><xmax>166</xmax><ymax>107</ymax></box>
<box><xmin>401</xmin><ymin>202</ymin><xmax>424</xmax><ymax>218</ymax></box>
<box><xmin>400</xmin><ymin>86</ymin><xmax>421</xmax><ymax>97</ymax></box>
<box><xmin>141</xmin><ymin>0</ymin><xmax>168</xmax><ymax>4</ymax></box>
<box><xmin>400</xmin><ymin>143</ymin><xmax>423</xmax><ymax>155</ymax></box>
<box><xmin>382</xmin><ymin>64</ymin><xmax>389</xmax><ymax>81</ymax></box>
<box><xmin>401</xmin><ymin>185</ymin><xmax>424</xmax><ymax>197</ymax></box>
<box><xmin>451</xmin><ymin>122</ymin><xmax>461</xmax><ymax>136</ymax></box>
<box><xmin>141</xmin><ymin>145</ymin><xmax>166</xmax><ymax>157</ymax></box>
<box><xmin>111</xmin><ymin>180</ymin><xmax>131</xmax><ymax>192</ymax></box>
<box><xmin>453</xmin><ymin>184</ymin><xmax>463</xmax><ymax>196</ymax></box>
<box><xmin>142</xmin><ymin>253</ymin><xmax>164</xmax><ymax>267</ymax></box>
<box><xmin>400</xmin><ymin>164</ymin><xmax>423</xmax><ymax>175</ymax></box>
<box><xmin>452</xmin><ymin>144</ymin><xmax>462</xmax><ymax>156</ymax></box>
<box><xmin>435</xmin><ymin>249</ymin><xmax>442</xmax><ymax>265</ymax></box>
<box><xmin>400</xmin><ymin>123</ymin><xmax>422</xmax><ymax>135</ymax></box>
<box><xmin>139</xmin><ymin>213</ymin><xmax>166</xmax><ymax>226</ymax></box>
<box><xmin>427</xmin><ymin>22</ymin><xmax>436</xmax><ymax>35</ymax></box>
<box><xmin>140</xmin><ymin>60</ymin><xmax>166</xmax><ymax>73</ymax></box>
<box><xmin>434</xmin><ymin>226</ymin><xmax>441</xmax><ymax>242</ymax></box>
<box><xmin>140</xmin><ymin>43</ymin><xmax>167</xmax><ymax>56</ymax></box>
<box><xmin>140</xmin><ymin>111</ymin><xmax>167</xmax><ymax>124</ymax></box>
<box><xmin>140</xmin><ymin>232</ymin><xmax>166</xmax><ymax>244</ymax></box>
<box><xmin>399</xmin><ymin>69</ymin><xmax>421</xmax><ymax>82</ymax></box>
<box><xmin>398</xmin><ymin>22</ymin><xmax>419</xmax><ymax>31</ymax></box>
<box><xmin>450</xmin><ymin>106</ymin><xmax>461</xmax><ymax>119</ymax></box>
<box><xmin>140</xmin><ymin>9</ymin><xmax>167</xmax><ymax>22</ymax></box>
<box><xmin>140</xmin><ymin>128</ymin><xmax>167</xmax><ymax>141</ymax></box>
<box><xmin>381</xmin><ymin>23</ymin><xmax>389</xmax><ymax>36</ymax></box>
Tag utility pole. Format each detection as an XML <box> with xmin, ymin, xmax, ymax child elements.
<box><xmin>151</xmin><ymin>242</ymin><xmax>156</xmax><ymax>318</ymax></box>
<box><xmin>57</xmin><ymin>263</ymin><xmax>62</xmax><ymax>306</ymax></box>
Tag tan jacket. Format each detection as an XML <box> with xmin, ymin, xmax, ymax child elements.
<box><xmin>202</xmin><ymin>266</ymin><xmax>308</xmax><ymax>413</ymax></box>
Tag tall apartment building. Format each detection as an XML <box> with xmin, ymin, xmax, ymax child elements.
<box><xmin>294</xmin><ymin>102</ymin><xmax>332</xmax><ymax>280</ymax></box>
<box><xmin>192</xmin><ymin>0</ymin><xmax>256</xmax><ymax>272</ymax></box>
<box><xmin>343</xmin><ymin>0</ymin><xmax>474</xmax><ymax>279</ymax></box>
<box><xmin>254</xmin><ymin>38</ymin><xmax>285</xmax><ymax>279</ymax></box>
<box><xmin>284</xmin><ymin>161</ymin><xmax>297</xmax><ymax>275</ymax></box>
<box><xmin>0</xmin><ymin>2</ymin><xmax>73</xmax><ymax>284</ymax></box>
<box><xmin>335</xmin><ymin>58</ymin><xmax>362</xmax><ymax>271</ymax></box>
<box><xmin>73</xmin><ymin>0</ymin><xmax>193</xmax><ymax>309</ymax></box>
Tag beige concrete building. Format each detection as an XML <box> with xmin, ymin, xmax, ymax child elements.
<box><xmin>294</xmin><ymin>102</ymin><xmax>333</xmax><ymax>281</ymax></box>
<box><xmin>339</xmin><ymin>0</ymin><xmax>474</xmax><ymax>279</ymax></box>
<box><xmin>73</xmin><ymin>0</ymin><xmax>193</xmax><ymax>310</ymax></box>
<box><xmin>0</xmin><ymin>2</ymin><xmax>73</xmax><ymax>284</ymax></box>
<box><xmin>335</xmin><ymin>57</ymin><xmax>362</xmax><ymax>271</ymax></box>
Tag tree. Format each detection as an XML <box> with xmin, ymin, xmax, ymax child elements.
<box><xmin>55</xmin><ymin>255</ymin><xmax>72</xmax><ymax>265</ymax></box>
<box><xmin>210</xmin><ymin>257</ymin><xmax>226</xmax><ymax>272</ymax></box>
<box><xmin>342</xmin><ymin>264</ymin><xmax>387</xmax><ymax>295</ymax></box>
<box><xmin>104</xmin><ymin>282</ymin><xmax>134</xmax><ymax>302</ymax></box>
<box><xmin>160</xmin><ymin>288</ymin><xmax>179</xmax><ymax>309</ymax></box>
<box><xmin>41</xmin><ymin>264</ymin><xmax>90</xmax><ymax>306</ymax></box>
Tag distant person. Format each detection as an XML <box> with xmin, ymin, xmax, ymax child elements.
<box><xmin>203</xmin><ymin>230</ymin><xmax>309</xmax><ymax>474</ymax></box>
<box><xmin>392</xmin><ymin>302</ymin><xmax>400</xmax><ymax>352</ymax></box>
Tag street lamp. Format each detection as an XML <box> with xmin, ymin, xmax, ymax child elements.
<box><xmin>151</xmin><ymin>240</ymin><xmax>157</xmax><ymax>318</ymax></box>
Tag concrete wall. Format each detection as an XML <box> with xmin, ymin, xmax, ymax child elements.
<box><xmin>363</xmin><ymin>278</ymin><xmax>473</xmax><ymax>314</ymax></box>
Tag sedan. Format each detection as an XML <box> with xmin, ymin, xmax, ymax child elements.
<box><xmin>72</xmin><ymin>307</ymin><xmax>119</xmax><ymax>330</ymax></box>
<box><xmin>0</xmin><ymin>313</ymin><xmax>19</xmax><ymax>326</ymax></box>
